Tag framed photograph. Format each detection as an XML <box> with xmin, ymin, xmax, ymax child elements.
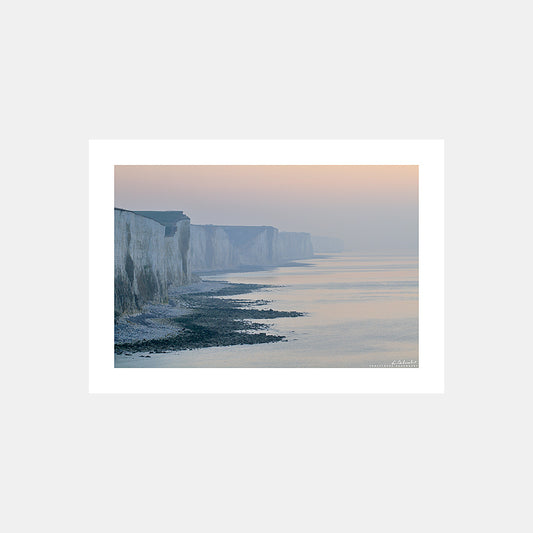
<box><xmin>89</xmin><ymin>140</ymin><xmax>444</xmax><ymax>393</ymax></box>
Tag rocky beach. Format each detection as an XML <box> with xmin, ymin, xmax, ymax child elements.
<box><xmin>114</xmin><ymin>280</ymin><xmax>304</xmax><ymax>365</ymax></box>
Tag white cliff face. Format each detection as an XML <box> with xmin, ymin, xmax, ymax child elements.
<box><xmin>163</xmin><ymin>219</ymin><xmax>191</xmax><ymax>285</ymax></box>
<box><xmin>191</xmin><ymin>225</ymin><xmax>278</xmax><ymax>271</ymax></box>
<box><xmin>114</xmin><ymin>209</ymin><xmax>191</xmax><ymax>315</ymax></box>
<box><xmin>190</xmin><ymin>225</ymin><xmax>313</xmax><ymax>272</ymax></box>
<box><xmin>115</xmin><ymin>208</ymin><xmax>316</xmax><ymax>312</ymax></box>
<box><xmin>311</xmin><ymin>235</ymin><xmax>344</xmax><ymax>253</ymax></box>
<box><xmin>190</xmin><ymin>225</ymin><xmax>238</xmax><ymax>271</ymax></box>
<box><xmin>278</xmin><ymin>232</ymin><xmax>314</xmax><ymax>261</ymax></box>
<box><xmin>227</xmin><ymin>226</ymin><xmax>279</xmax><ymax>266</ymax></box>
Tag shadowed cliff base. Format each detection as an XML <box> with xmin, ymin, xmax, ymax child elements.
<box><xmin>114</xmin><ymin>281</ymin><xmax>304</xmax><ymax>360</ymax></box>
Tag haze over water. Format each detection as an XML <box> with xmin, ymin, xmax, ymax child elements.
<box><xmin>121</xmin><ymin>252</ymin><xmax>418</xmax><ymax>368</ymax></box>
<box><xmin>115</xmin><ymin>165</ymin><xmax>418</xmax><ymax>367</ymax></box>
<box><xmin>115</xmin><ymin>165</ymin><xmax>418</xmax><ymax>252</ymax></box>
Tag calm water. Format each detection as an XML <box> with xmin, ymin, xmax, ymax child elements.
<box><xmin>119</xmin><ymin>252</ymin><xmax>418</xmax><ymax>368</ymax></box>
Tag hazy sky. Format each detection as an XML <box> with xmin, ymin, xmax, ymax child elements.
<box><xmin>115</xmin><ymin>165</ymin><xmax>418</xmax><ymax>252</ymax></box>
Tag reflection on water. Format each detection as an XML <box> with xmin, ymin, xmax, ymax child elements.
<box><xmin>125</xmin><ymin>253</ymin><xmax>418</xmax><ymax>368</ymax></box>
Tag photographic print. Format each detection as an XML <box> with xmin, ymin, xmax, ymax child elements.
<box><xmin>89</xmin><ymin>140</ymin><xmax>443</xmax><ymax>393</ymax></box>
<box><xmin>114</xmin><ymin>164</ymin><xmax>418</xmax><ymax>368</ymax></box>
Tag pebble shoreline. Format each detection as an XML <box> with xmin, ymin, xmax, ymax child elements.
<box><xmin>114</xmin><ymin>281</ymin><xmax>226</xmax><ymax>344</ymax></box>
<box><xmin>114</xmin><ymin>280</ymin><xmax>304</xmax><ymax>356</ymax></box>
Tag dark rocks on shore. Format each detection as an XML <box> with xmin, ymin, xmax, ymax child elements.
<box><xmin>114</xmin><ymin>282</ymin><xmax>304</xmax><ymax>355</ymax></box>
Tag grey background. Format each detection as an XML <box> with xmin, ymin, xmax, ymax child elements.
<box><xmin>2</xmin><ymin>1</ymin><xmax>531</xmax><ymax>532</ymax></box>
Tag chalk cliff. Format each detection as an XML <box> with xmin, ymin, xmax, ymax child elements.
<box><xmin>278</xmin><ymin>232</ymin><xmax>313</xmax><ymax>261</ymax></box>
<box><xmin>190</xmin><ymin>225</ymin><xmax>314</xmax><ymax>272</ymax></box>
<box><xmin>115</xmin><ymin>208</ymin><xmax>317</xmax><ymax>313</ymax></box>
<box><xmin>311</xmin><ymin>235</ymin><xmax>344</xmax><ymax>253</ymax></box>
<box><xmin>190</xmin><ymin>225</ymin><xmax>279</xmax><ymax>271</ymax></box>
<box><xmin>114</xmin><ymin>209</ymin><xmax>191</xmax><ymax>315</ymax></box>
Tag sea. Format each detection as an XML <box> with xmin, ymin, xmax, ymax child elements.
<box><xmin>119</xmin><ymin>252</ymin><xmax>418</xmax><ymax>368</ymax></box>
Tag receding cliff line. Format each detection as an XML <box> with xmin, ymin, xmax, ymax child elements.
<box><xmin>115</xmin><ymin>210</ymin><xmax>318</xmax><ymax>314</ymax></box>
<box><xmin>114</xmin><ymin>209</ymin><xmax>192</xmax><ymax>315</ymax></box>
<box><xmin>190</xmin><ymin>224</ymin><xmax>314</xmax><ymax>272</ymax></box>
<box><xmin>278</xmin><ymin>231</ymin><xmax>314</xmax><ymax>261</ymax></box>
<box><xmin>311</xmin><ymin>235</ymin><xmax>344</xmax><ymax>253</ymax></box>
